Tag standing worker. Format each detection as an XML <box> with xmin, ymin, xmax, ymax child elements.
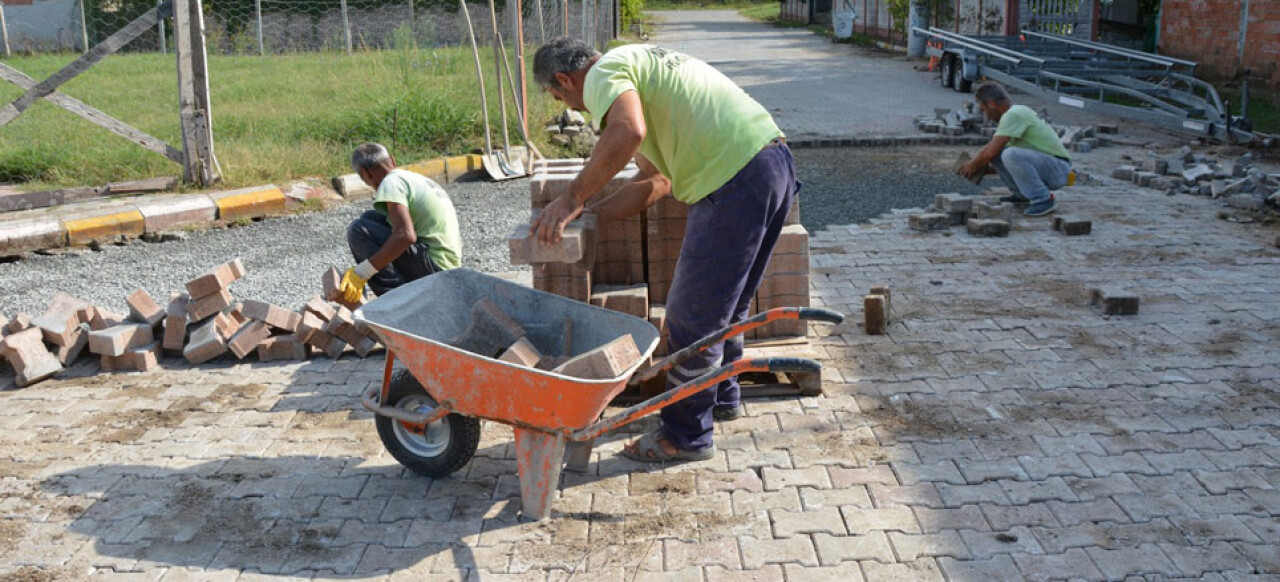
<box><xmin>958</xmin><ymin>82</ymin><xmax>1071</xmax><ymax>217</ymax></box>
<box><xmin>338</xmin><ymin>143</ymin><xmax>462</xmax><ymax>306</ymax></box>
<box><xmin>530</xmin><ymin>38</ymin><xmax>798</xmax><ymax>462</ymax></box>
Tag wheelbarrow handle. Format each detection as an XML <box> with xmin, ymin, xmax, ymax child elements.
<box><xmin>574</xmin><ymin>356</ymin><xmax>822</xmax><ymax>442</ymax></box>
<box><xmin>629</xmin><ymin>306</ymin><xmax>843</xmax><ymax>387</ymax></box>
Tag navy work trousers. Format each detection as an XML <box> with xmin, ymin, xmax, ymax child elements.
<box><xmin>346</xmin><ymin>209</ymin><xmax>441</xmax><ymax>296</ymax></box>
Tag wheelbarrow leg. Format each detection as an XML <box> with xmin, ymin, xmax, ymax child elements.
<box><xmin>563</xmin><ymin>438</ymin><xmax>595</xmax><ymax>474</ymax></box>
<box><xmin>513</xmin><ymin>428</ymin><xmax>567</xmax><ymax>521</ymax></box>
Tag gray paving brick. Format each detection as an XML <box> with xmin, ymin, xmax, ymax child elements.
<box><xmin>771</xmin><ymin>508</ymin><xmax>848</xmax><ymax>538</ymax></box>
<box><xmin>887</xmin><ymin>530</ymin><xmax>970</xmax><ymax>561</ymax></box>
<box><xmin>1231</xmin><ymin>542</ymin><xmax>1280</xmax><ymax>575</ymax></box>
<box><xmin>955</xmin><ymin>458</ymin><xmax>1029</xmax><ymax>483</ymax></box>
<box><xmin>1047</xmin><ymin>498</ymin><xmax>1130</xmax><ymax>526</ymax></box>
<box><xmin>740</xmin><ymin>535</ymin><xmax>818</xmax><ymax>568</ymax></box>
<box><xmin>911</xmin><ymin>505</ymin><xmax>991</xmax><ymax>533</ymax></box>
<box><xmin>840</xmin><ymin>507</ymin><xmax>921</xmax><ymax>535</ymax></box>
<box><xmin>782</xmin><ymin>562</ymin><xmax>865</xmax><ymax>582</ymax></box>
<box><xmin>1159</xmin><ymin>542</ymin><xmax>1253</xmax><ymax>577</ymax></box>
<box><xmin>1131</xmin><ymin>472</ymin><xmax>1210</xmax><ymax>497</ymax></box>
<box><xmin>1194</xmin><ymin>469</ymin><xmax>1276</xmax><ymax>494</ymax></box>
<box><xmin>704</xmin><ymin>564</ymin><xmax>784</xmax><ymax>581</ymax></box>
<box><xmin>936</xmin><ymin>555</ymin><xmax>1022</xmax><ymax>582</ymax></box>
<box><xmin>664</xmin><ymin>537</ymin><xmax>742</xmax><ymax>571</ymax></box>
<box><xmin>999</xmin><ymin>476</ymin><xmax>1079</xmax><ymax>504</ymax></box>
<box><xmin>761</xmin><ymin>467</ymin><xmax>831</xmax><ymax>491</ymax></box>
<box><xmin>1018</xmin><ymin>454</ymin><xmax>1095</xmax><ymax>480</ymax></box>
<box><xmin>936</xmin><ymin>482</ymin><xmax>1010</xmax><ymax>507</ymax></box>
<box><xmin>1029</xmin><ymin>522</ymin><xmax>1111</xmax><ymax>554</ymax></box>
<box><xmin>912</xmin><ymin>440</ymin><xmax>983</xmax><ymax>463</ymax></box>
<box><xmin>1171</xmin><ymin>515</ymin><xmax>1264</xmax><ymax>544</ymax></box>
<box><xmin>800</xmin><ymin>486</ymin><xmax>873</xmax><ymax>511</ymax></box>
<box><xmin>892</xmin><ymin>461</ymin><xmax>964</xmax><ymax>486</ymax></box>
<box><xmin>958</xmin><ymin>527</ymin><xmax>1044</xmax><ymax>559</ymax></box>
<box><xmin>981</xmin><ymin>503</ymin><xmax>1060</xmax><ymax>529</ymax></box>
<box><xmin>1080</xmin><ymin>452</ymin><xmax>1159</xmax><ymax>477</ymax></box>
<box><xmin>1085</xmin><ymin>544</ymin><xmax>1180</xmax><ymax>579</ymax></box>
<box><xmin>859</xmin><ymin>558</ymin><xmax>944</xmax><ymax>582</ymax></box>
<box><xmin>812</xmin><ymin>532</ymin><xmax>894</xmax><ymax>565</ymax></box>
<box><xmin>1012</xmin><ymin>547</ymin><xmax>1104</xmax><ymax>581</ymax></box>
<box><xmin>867</xmin><ymin>482</ymin><xmax>943</xmax><ymax>508</ymax></box>
<box><xmin>1115</xmin><ymin>493</ymin><xmax>1201</xmax><ymax>522</ymax></box>
<box><xmin>1064</xmin><ymin>474</ymin><xmax>1142</xmax><ymax>500</ymax></box>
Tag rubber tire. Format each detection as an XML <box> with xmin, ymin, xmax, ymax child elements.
<box><xmin>953</xmin><ymin>60</ymin><xmax>973</xmax><ymax>93</ymax></box>
<box><xmin>940</xmin><ymin>54</ymin><xmax>956</xmax><ymax>89</ymax></box>
<box><xmin>374</xmin><ymin>370</ymin><xmax>481</xmax><ymax>478</ymax></box>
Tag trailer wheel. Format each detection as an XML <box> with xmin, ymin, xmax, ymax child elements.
<box><xmin>375</xmin><ymin>370</ymin><xmax>481</xmax><ymax>478</ymax></box>
<box><xmin>953</xmin><ymin>61</ymin><xmax>973</xmax><ymax>93</ymax></box>
<box><xmin>940</xmin><ymin>54</ymin><xmax>956</xmax><ymax>89</ymax></box>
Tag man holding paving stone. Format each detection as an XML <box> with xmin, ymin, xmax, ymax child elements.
<box><xmin>529</xmin><ymin>38</ymin><xmax>797</xmax><ymax>463</ymax></box>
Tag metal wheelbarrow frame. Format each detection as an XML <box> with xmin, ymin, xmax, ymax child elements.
<box><xmin>355</xmin><ymin>269</ymin><xmax>843</xmax><ymax>520</ymax></box>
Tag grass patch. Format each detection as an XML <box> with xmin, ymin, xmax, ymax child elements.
<box><xmin>1219</xmin><ymin>90</ymin><xmax>1280</xmax><ymax>135</ymax></box>
<box><xmin>0</xmin><ymin>45</ymin><xmax>563</xmax><ymax>190</ymax></box>
<box><xmin>738</xmin><ymin>2</ymin><xmax>780</xmax><ymax>21</ymax></box>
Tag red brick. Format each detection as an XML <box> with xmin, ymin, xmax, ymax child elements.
<box><xmin>187</xmin><ymin>288</ymin><xmax>233</xmax><ymax>321</ymax></box>
<box><xmin>258</xmin><ymin>335</ymin><xmax>309</xmax><ymax>362</ymax></box>
<box><xmin>296</xmin><ymin>310</ymin><xmax>325</xmax><ymax>343</ymax></box>
<box><xmin>183</xmin><ymin>318</ymin><xmax>227</xmax><ymax>364</ymax></box>
<box><xmin>240</xmin><ymin>300</ymin><xmax>302</xmax><ymax>332</ymax></box>
<box><xmin>32</xmin><ymin>292</ymin><xmax>91</xmax><ymax>346</ymax></box>
<box><xmin>305</xmin><ymin>297</ymin><xmax>336</xmax><ymax>321</ymax></box>
<box><xmin>88</xmin><ymin>308</ymin><xmax>124</xmax><ymax>331</ymax></box>
<box><xmin>55</xmin><ymin>323</ymin><xmax>90</xmax><ymax>366</ymax></box>
<box><xmin>533</xmin><ymin>262</ymin><xmax>592</xmax><ymax>302</ymax></box>
<box><xmin>227</xmin><ymin>320</ymin><xmax>271</xmax><ymax>359</ymax></box>
<box><xmin>87</xmin><ymin>323</ymin><xmax>154</xmax><ymax>356</ymax></box>
<box><xmin>322</xmin><ymin>266</ymin><xmax>344</xmax><ymax>303</ymax></box>
<box><xmin>126</xmin><ymin>288</ymin><xmax>165</xmax><ymax>327</ymax></box>
<box><xmin>308</xmin><ymin>329</ymin><xmax>346</xmax><ymax>359</ymax></box>
<box><xmin>553</xmin><ymin>334</ymin><xmax>641</xmax><ymax>379</ymax></box>
<box><xmin>163</xmin><ymin>293</ymin><xmax>190</xmax><ymax>353</ymax></box>
<box><xmin>509</xmin><ymin>219</ymin><xmax>592</xmax><ymax>264</ymax></box>
<box><xmin>1</xmin><ymin>327</ymin><xmax>63</xmax><ymax>386</ymax></box>
<box><xmin>590</xmin><ymin>284</ymin><xmax>650</xmax><ymax>320</ymax></box>
<box><xmin>499</xmin><ymin>337</ymin><xmax>543</xmax><ymax>367</ymax></box>
<box><xmin>186</xmin><ymin>259</ymin><xmax>245</xmax><ymax>299</ymax></box>
<box><xmin>324</xmin><ymin>306</ymin><xmax>367</xmax><ymax>346</ymax></box>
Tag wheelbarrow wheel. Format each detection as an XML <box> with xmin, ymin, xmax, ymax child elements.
<box><xmin>375</xmin><ymin>370</ymin><xmax>481</xmax><ymax>478</ymax></box>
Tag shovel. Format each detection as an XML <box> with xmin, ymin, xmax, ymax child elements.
<box><xmin>459</xmin><ymin>0</ymin><xmax>522</xmax><ymax>181</ymax></box>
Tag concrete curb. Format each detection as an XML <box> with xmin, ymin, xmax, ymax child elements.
<box><xmin>210</xmin><ymin>185</ymin><xmax>287</xmax><ymax>221</ymax></box>
<box><xmin>64</xmin><ymin>210</ymin><xmax>145</xmax><ymax>246</ymax></box>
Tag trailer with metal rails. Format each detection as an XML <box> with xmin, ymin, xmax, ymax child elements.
<box><xmin>914</xmin><ymin>27</ymin><xmax>1257</xmax><ymax>143</ymax></box>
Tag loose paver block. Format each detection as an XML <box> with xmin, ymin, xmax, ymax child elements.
<box><xmin>553</xmin><ymin>334</ymin><xmax>641</xmax><ymax>379</ymax></box>
<box><xmin>1</xmin><ymin>327</ymin><xmax>63</xmax><ymax>386</ymax></box>
<box><xmin>305</xmin><ymin>296</ymin><xmax>337</xmax><ymax>321</ymax></box>
<box><xmin>865</xmin><ymin>294</ymin><xmax>887</xmax><ymax>335</ymax></box>
<box><xmin>935</xmin><ymin>193</ymin><xmax>976</xmax><ymax>214</ymax></box>
<box><xmin>227</xmin><ymin>320</ymin><xmax>271</xmax><ymax>359</ymax></box>
<box><xmin>126</xmin><ymin>288</ymin><xmax>165</xmax><ymax>326</ymax></box>
<box><xmin>967</xmin><ymin>219</ymin><xmax>1011</xmax><ymax>237</ymax></box>
<box><xmin>308</xmin><ymin>329</ymin><xmax>345</xmax><ymax>359</ymax></box>
<box><xmin>186</xmin><ymin>259</ymin><xmax>245</xmax><ymax>299</ymax></box>
<box><xmin>909</xmin><ymin>213</ymin><xmax>950</xmax><ymax>232</ymax></box>
<box><xmin>296</xmin><ymin>310</ymin><xmax>325</xmax><ymax>343</ymax></box>
<box><xmin>163</xmin><ymin>293</ymin><xmax>190</xmax><ymax>352</ymax></box>
<box><xmin>324</xmin><ymin>306</ymin><xmax>367</xmax><ymax>347</ymax></box>
<box><xmin>589</xmin><ymin>284</ymin><xmax>650</xmax><ymax>320</ymax></box>
<box><xmin>88</xmin><ymin>308</ymin><xmax>124</xmax><ymax>331</ymax></box>
<box><xmin>499</xmin><ymin>337</ymin><xmax>543</xmax><ymax>367</ymax></box>
<box><xmin>240</xmin><ymin>300</ymin><xmax>302</xmax><ymax>332</ymax></box>
<box><xmin>449</xmin><ymin>298</ymin><xmax>527</xmax><ymax>358</ymax></box>
<box><xmin>509</xmin><ymin>220</ymin><xmax>591</xmax><ymax>264</ymax></box>
<box><xmin>213</xmin><ymin>311</ymin><xmax>242</xmax><ymax>340</ymax></box>
<box><xmin>1091</xmin><ymin>288</ymin><xmax>1140</xmax><ymax>315</ymax></box>
<box><xmin>187</xmin><ymin>288</ymin><xmax>233</xmax><ymax>321</ymax></box>
<box><xmin>1053</xmin><ymin>215</ymin><xmax>1092</xmax><ymax>236</ymax></box>
<box><xmin>5</xmin><ymin>313</ymin><xmax>33</xmax><ymax>334</ymax></box>
<box><xmin>88</xmin><ymin>323</ymin><xmax>154</xmax><ymax>356</ymax></box>
<box><xmin>322</xmin><ymin>267</ymin><xmax>344</xmax><ymax>303</ymax></box>
<box><xmin>55</xmin><ymin>323</ymin><xmax>90</xmax><ymax>366</ymax></box>
<box><xmin>32</xmin><ymin>292</ymin><xmax>91</xmax><ymax>346</ymax></box>
<box><xmin>258</xmin><ymin>335</ymin><xmax>308</xmax><ymax>362</ymax></box>
<box><xmin>974</xmin><ymin>201</ymin><xmax>1014</xmax><ymax>222</ymax></box>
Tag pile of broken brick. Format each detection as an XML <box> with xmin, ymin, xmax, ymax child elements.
<box><xmin>0</xmin><ymin>258</ymin><xmax>381</xmax><ymax>388</ymax></box>
<box><xmin>918</xmin><ymin>103</ymin><xmax>1118</xmax><ymax>153</ymax></box>
<box><xmin>909</xmin><ymin>191</ymin><xmax>1092</xmax><ymax>238</ymax></box>
<box><xmin>1113</xmin><ymin>148</ymin><xmax>1280</xmax><ymax>212</ymax></box>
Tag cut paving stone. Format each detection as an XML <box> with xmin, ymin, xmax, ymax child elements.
<box><xmin>258</xmin><ymin>335</ymin><xmax>308</xmax><ymax>362</ymax></box>
<box><xmin>227</xmin><ymin>320</ymin><xmax>271</xmax><ymax>359</ymax></box>
<box><xmin>509</xmin><ymin>219</ymin><xmax>593</xmax><ymax>264</ymax></box>
<box><xmin>32</xmin><ymin>292</ymin><xmax>91</xmax><ymax>347</ymax></box>
<box><xmin>553</xmin><ymin>334</ymin><xmax>641</xmax><ymax>380</ymax></box>
<box><xmin>88</xmin><ymin>323</ymin><xmax>154</xmax><ymax>357</ymax></box>
<box><xmin>449</xmin><ymin>298</ymin><xmax>527</xmax><ymax>358</ymax></box>
<box><xmin>183</xmin><ymin>318</ymin><xmax>228</xmax><ymax>364</ymax></box>
<box><xmin>974</xmin><ymin>201</ymin><xmax>1014</xmax><ymax>222</ymax></box>
<box><xmin>909</xmin><ymin>213</ymin><xmax>950</xmax><ymax>231</ymax></box>
<box><xmin>865</xmin><ymin>294</ymin><xmax>887</xmax><ymax>335</ymax></box>
<box><xmin>126</xmin><ymin>288</ymin><xmax>165</xmax><ymax>327</ymax></box>
<box><xmin>1053</xmin><ymin>215</ymin><xmax>1092</xmax><ymax>236</ymax></box>
<box><xmin>187</xmin><ymin>288</ymin><xmax>234</xmax><ymax>321</ymax></box>
<box><xmin>2</xmin><ymin>327</ymin><xmax>63</xmax><ymax>387</ymax></box>
<box><xmin>163</xmin><ymin>293</ymin><xmax>190</xmax><ymax>352</ymax></box>
<box><xmin>186</xmin><ymin>259</ymin><xmax>246</xmax><ymax>299</ymax></box>
<box><xmin>499</xmin><ymin>337</ymin><xmax>543</xmax><ymax>367</ymax></box>
<box><xmin>935</xmin><ymin>193</ymin><xmax>977</xmax><ymax>214</ymax></box>
<box><xmin>55</xmin><ymin>323</ymin><xmax>90</xmax><ymax>366</ymax></box>
<box><xmin>966</xmin><ymin>219</ymin><xmax>1011</xmax><ymax>237</ymax></box>
<box><xmin>1091</xmin><ymin>288</ymin><xmax>1140</xmax><ymax>316</ymax></box>
<box><xmin>240</xmin><ymin>300</ymin><xmax>302</xmax><ymax>332</ymax></box>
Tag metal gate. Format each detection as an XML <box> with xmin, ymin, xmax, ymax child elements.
<box><xmin>1021</xmin><ymin>0</ymin><xmax>1094</xmax><ymax>38</ymax></box>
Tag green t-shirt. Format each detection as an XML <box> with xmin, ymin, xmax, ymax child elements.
<box><xmin>995</xmin><ymin>105</ymin><xmax>1071</xmax><ymax>161</ymax></box>
<box><xmin>374</xmin><ymin>169</ymin><xmax>462</xmax><ymax>270</ymax></box>
<box><xmin>583</xmin><ymin>44</ymin><xmax>783</xmax><ymax>204</ymax></box>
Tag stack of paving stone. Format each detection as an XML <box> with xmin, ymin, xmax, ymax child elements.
<box><xmin>909</xmin><ymin>192</ymin><xmax>1013</xmax><ymax>237</ymax></box>
<box><xmin>509</xmin><ymin>158</ymin><xmax>812</xmax><ymax>357</ymax></box>
<box><xmin>0</xmin><ymin>258</ymin><xmax>382</xmax><ymax>388</ymax></box>
<box><xmin>1112</xmin><ymin>148</ymin><xmax>1280</xmax><ymax>211</ymax></box>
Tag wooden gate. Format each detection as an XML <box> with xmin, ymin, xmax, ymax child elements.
<box><xmin>0</xmin><ymin>0</ymin><xmax>220</xmax><ymax>186</ymax></box>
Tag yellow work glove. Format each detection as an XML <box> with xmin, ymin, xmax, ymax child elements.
<box><xmin>340</xmin><ymin>260</ymin><xmax>377</xmax><ymax>306</ymax></box>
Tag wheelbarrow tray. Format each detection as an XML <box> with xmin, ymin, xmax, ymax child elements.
<box><xmin>354</xmin><ymin>268</ymin><xmax>659</xmax><ymax>432</ymax></box>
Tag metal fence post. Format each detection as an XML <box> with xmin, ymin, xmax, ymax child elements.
<box><xmin>255</xmin><ymin>0</ymin><xmax>264</xmax><ymax>54</ymax></box>
<box><xmin>534</xmin><ymin>0</ymin><xmax>545</xmax><ymax>43</ymax></box>
<box><xmin>78</xmin><ymin>0</ymin><xmax>90</xmax><ymax>53</ymax></box>
<box><xmin>157</xmin><ymin>0</ymin><xmax>166</xmax><ymax>53</ymax></box>
<box><xmin>340</xmin><ymin>0</ymin><xmax>353</xmax><ymax>54</ymax></box>
<box><xmin>1</xmin><ymin>1</ymin><xmax>11</xmax><ymax>59</ymax></box>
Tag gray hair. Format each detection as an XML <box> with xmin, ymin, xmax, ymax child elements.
<box><xmin>351</xmin><ymin>143</ymin><xmax>391</xmax><ymax>171</ymax></box>
<box><xmin>974</xmin><ymin>82</ymin><xmax>1011</xmax><ymax>105</ymax></box>
<box><xmin>532</xmin><ymin>37</ymin><xmax>600</xmax><ymax>90</ymax></box>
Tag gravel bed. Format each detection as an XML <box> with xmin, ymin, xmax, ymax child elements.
<box><xmin>0</xmin><ymin>145</ymin><xmax>989</xmax><ymax>315</ymax></box>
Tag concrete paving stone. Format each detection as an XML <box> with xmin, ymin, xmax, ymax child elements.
<box><xmin>632</xmin><ymin>567</ymin><xmax>703</xmax><ymax>582</ymax></box>
<box><xmin>1047</xmin><ymin>498</ymin><xmax>1131</xmax><ymax>527</ymax></box>
<box><xmin>999</xmin><ymin>477</ymin><xmax>1079</xmax><ymax>505</ymax></box>
<box><xmin>663</xmin><ymin>537</ymin><xmax>742</xmax><ymax>570</ymax></box>
<box><xmin>704</xmin><ymin>564</ymin><xmax>784</xmax><ymax>581</ymax></box>
<box><xmin>958</xmin><ymin>527</ymin><xmax>1044</xmax><ymax>559</ymax></box>
<box><xmin>740</xmin><ymin>535</ymin><xmax>819</xmax><ymax>568</ymax></box>
<box><xmin>1080</xmin><ymin>452</ymin><xmax>1159</xmax><ymax>477</ymax></box>
<box><xmin>1031</xmin><ymin>435</ymin><xmax>1106</xmax><ymax>457</ymax></box>
<box><xmin>1130</xmin><ymin>472</ymin><xmax>1210</xmax><ymax>497</ymax></box>
<box><xmin>404</xmin><ymin>517</ymin><xmax>483</xmax><ymax>545</ymax></box>
<box><xmin>761</xmin><ymin>467</ymin><xmax>831</xmax><ymax>491</ymax></box>
<box><xmin>981</xmin><ymin>503</ymin><xmax>1061</xmax><ymax>529</ymax></box>
<box><xmin>935</xmin><ymin>482</ymin><xmax>1011</xmax><ymax>507</ymax></box>
<box><xmin>1231</xmin><ymin>542</ymin><xmax>1280</xmax><ymax>575</ymax></box>
<box><xmin>1183</xmin><ymin>491</ymin><xmax>1270</xmax><ymax>518</ymax></box>
<box><xmin>770</xmin><ymin>508</ymin><xmax>849</xmax><ymax>538</ymax></box>
<box><xmin>910</xmin><ymin>505</ymin><xmax>991</xmax><ymax>534</ymax></box>
<box><xmin>811</xmin><ymin>532</ymin><xmax>894</xmax><ymax>565</ymax></box>
<box><xmin>800</xmin><ymin>486</ymin><xmax>873</xmax><ymax>511</ymax></box>
<box><xmin>1028</xmin><ymin>522</ymin><xmax>1112</xmax><ymax>554</ymax></box>
<box><xmin>726</xmin><ymin>449</ymin><xmax>792</xmax><ymax>472</ymax></box>
<box><xmin>867</xmin><ymin>482</ymin><xmax>943</xmax><ymax>508</ymax></box>
<box><xmin>732</xmin><ymin>489</ymin><xmax>802</xmax><ymax>516</ymax></box>
<box><xmin>840</xmin><ymin>507</ymin><xmax>920</xmax><ymax>535</ymax></box>
<box><xmin>1208</xmin><ymin>448</ymin><xmax>1280</xmax><ymax>472</ymax></box>
<box><xmin>912</xmin><ymin>440</ymin><xmax>983</xmax><ymax>463</ymax></box>
<box><xmin>1171</xmin><ymin>515</ymin><xmax>1264</xmax><ymax>545</ymax></box>
<box><xmin>859</xmin><ymin>558</ymin><xmax>944</xmax><ymax>581</ymax></box>
<box><xmin>1085</xmin><ymin>544</ymin><xmax>1184</xmax><ymax>580</ymax></box>
<box><xmin>698</xmin><ymin>470</ymin><xmax>765</xmax><ymax>494</ymax></box>
<box><xmin>955</xmin><ymin>459</ymin><xmax>1029</xmax><ymax>484</ymax></box>
<box><xmin>1194</xmin><ymin>469</ymin><xmax>1276</xmax><ymax>494</ymax></box>
<box><xmin>892</xmin><ymin>461</ymin><xmax>964</xmax><ymax>486</ymax></box>
<box><xmin>1207</xmin><ymin>428</ymin><xmax>1277</xmax><ymax>450</ymax></box>
<box><xmin>1011</xmin><ymin>547</ymin><xmax>1104</xmax><ymax>581</ymax></box>
<box><xmin>1142</xmin><ymin>451</ymin><xmax>1219</xmax><ymax>475</ymax></box>
<box><xmin>887</xmin><ymin>530</ymin><xmax>970</xmax><ymax>561</ymax></box>
<box><xmin>783</xmin><ymin>561</ymin><xmax>865</xmax><ymax>582</ymax></box>
<box><xmin>936</xmin><ymin>555</ymin><xmax>1024</xmax><ymax>581</ymax></box>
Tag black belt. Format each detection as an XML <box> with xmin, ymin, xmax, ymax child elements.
<box><xmin>765</xmin><ymin>137</ymin><xmax>787</xmax><ymax>148</ymax></box>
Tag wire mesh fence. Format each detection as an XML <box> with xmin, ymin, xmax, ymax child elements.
<box><xmin>0</xmin><ymin>0</ymin><xmax>615</xmax><ymax>55</ymax></box>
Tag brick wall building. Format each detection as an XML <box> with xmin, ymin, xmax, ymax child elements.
<box><xmin>1159</xmin><ymin>0</ymin><xmax>1280</xmax><ymax>96</ymax></box>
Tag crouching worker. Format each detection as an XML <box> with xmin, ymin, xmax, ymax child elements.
<box><xmin>957</xmin><ymin>82</ymin><xmax>1071</xmax><ymax>217</ymax></box>
<box><xmin>338</xmin><ymin>143</ymin><xmax>462</xmax><ymax>305</ymax></box>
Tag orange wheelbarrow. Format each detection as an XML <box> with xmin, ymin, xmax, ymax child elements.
<box><xmin>354</xmin><ymin>269</ymin><xmax>843</xmax><ymax>520</ymax></box>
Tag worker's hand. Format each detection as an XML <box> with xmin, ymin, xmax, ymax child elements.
<box><xmin>531</xmin><ymin>193</ymin><xmax>584</xmax><ymax>245</ymax></box>
<box><xmin>339</xmin><ymin>260</ymin><xmax>378</xmax><ymax>306</ymax></box>
<box><xmin>957</xmin><ymin>160</ymin><xmax>984</xmax><ymax>180</ymax></box>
